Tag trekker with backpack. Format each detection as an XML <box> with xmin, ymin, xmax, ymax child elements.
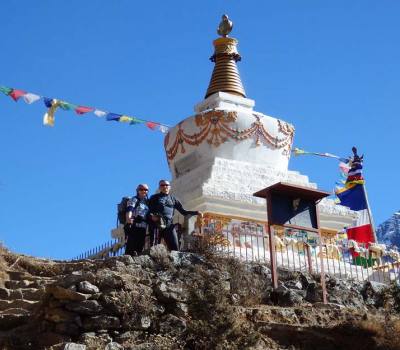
<box><xmin>124</xmin><ymin>184</ymin><xmax>150</xmax><ymax>256</ymax></box>
<box><xmin>148</xmin><ymin>180</ymin><xmax>202</xmax><ymax>251</ymax></box>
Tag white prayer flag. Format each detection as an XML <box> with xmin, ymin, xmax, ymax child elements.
<box><xmin>94</xmin><ymin>109</ymin><xmax>107</xmax><ymax>117</ymax></box>
<box><xmin>23</xmin><ymin>93</ymin><xmax>41</xmax><ymax>104</ymax></box>
<box><xmin>159</xmin><ymin>125</ymin><xmax>169</xmax><ymax>134</ymax></box>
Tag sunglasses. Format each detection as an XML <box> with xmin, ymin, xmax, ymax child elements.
<box><xmin>139</xmin><ymin>188</ymin><xmax>149</xmax><ymax>191</ymax></box>
<box><xmin>160</xmin><ymin>184</ymin><xmax>170</xmax><ymax>187</ymax></box>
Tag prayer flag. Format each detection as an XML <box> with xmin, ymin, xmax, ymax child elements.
<box><xmin>129</xmin><ymin>117</ymin><xmax>144</xmax><ymax>125</ymax></box>
<box><xmin>9</xmin><ymin>89</ymin><xmax>26</xmax><ymax>102</ymax></box>
<box><xmin>336</xmin><ymin>184</ymin><xmax>367</xmax><ymax>211</ymax></box>
<box><xmin>94</xmin><ymin>109</ymin><xmax>107</xmax><ymax>117</ymax></box>
<box><xmin>23</xmin><ymin>93</ymin><xmax>41</xmax><ymax>104</ymax></box>
<box><xmin>106</xmin><ymin>113</ymin><xmax>122</xmax><ymax>121</ymax></box>
<box><xmin>159</xmin><ymin>125</ymin><xmax>169</xmax><ymax>134</ymax></box>
<box><xmin>0</xmin><ymin>86</ymin><xmax>12</xmax><ymax>95</ymax></box>
<box><xmin>75</xmin><ymin>106</ymin><xmax>93</xmax><ymax>115</ymax></box>
<box><xmin>119</xmin><ymin>116</ymin><xmax>133</xmax><ymax>123</ymax></box>
<box><xmin>59</xmin><ymin>101</ymin><xmax>77</xmax><ymax>110</ymax></box>
<box><xmin>146</xmin><ymin>121</ymin><xmax>158</xmax><ymax>130</ymax></box>
<box><xmin>43</xmin><ymin>99</ymin><xmax>61</xmax><ymax>127</ymax></box>
<box><xmin>43</xmin><ymin>97</ymin><xmax>54</xmax><ymax>108</ymax></box>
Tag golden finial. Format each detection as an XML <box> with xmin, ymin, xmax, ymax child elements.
<box><xmin>217</xmin><ymin>14</ymin><xmax>233</xmax><ymax>37</ymax></box>
<box><xmin>205</xmin><ymin>15</ymin><xmax>246</xmax><ymax>98</ymax></box>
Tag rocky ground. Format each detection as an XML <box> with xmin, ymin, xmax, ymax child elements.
<box><xmin>0</xmin><ymin>244</ymin><xmax>400</xmax><ymax>350</ymax></box>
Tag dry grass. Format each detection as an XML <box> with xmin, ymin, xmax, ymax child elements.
<box><xmin>184</xmin><ymin>263</ymin><xmax>262</xmax><ymax>350</ymax></box>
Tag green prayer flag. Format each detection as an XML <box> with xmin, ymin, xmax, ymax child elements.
<box><xmin>130</xmin><ymin>117</ymin><xmax>145</xmax><ymax>125</ymax></box>
<box><xmin>59</xmin><ymin>101</ymin><xmax>77</xmax><ymax>110</ymax></box>
<box><xmin>0</xmin><ymin>86</ymin><xmax>12</xmax><ymax>95</ymax></box>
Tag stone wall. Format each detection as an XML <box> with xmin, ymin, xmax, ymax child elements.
<box><xmin>0</xmin><ymin>246</ymin><xmax>399</xmax><ymax>350</ymax></box>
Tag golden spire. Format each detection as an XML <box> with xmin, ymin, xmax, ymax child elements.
<box><xmin>205</xmin><ymin>15</ymin><xmax>246</xmax><ymax>99</ymax></box>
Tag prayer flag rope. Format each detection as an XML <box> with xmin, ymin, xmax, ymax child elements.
<box><xmin>0</xmin><ymin>84</ymin><xmax>170</xmax><ymax>133</ymax></box>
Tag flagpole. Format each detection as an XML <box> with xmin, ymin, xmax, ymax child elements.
<box><xmin>362</xmin><ymin>183</ymin><xmax>377</xmax><ymax>243</ymax></box>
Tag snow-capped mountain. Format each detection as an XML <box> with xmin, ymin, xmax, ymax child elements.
<box><xmin>376</xmin><ymin>211</ymin><xmax>400</xmax><ymax>248</ymax></box>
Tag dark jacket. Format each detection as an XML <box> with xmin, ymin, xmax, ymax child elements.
<box><xmin>148</xmin><ymin>193</ymin><xmax>198</xmax><ymax>223</ymax></box>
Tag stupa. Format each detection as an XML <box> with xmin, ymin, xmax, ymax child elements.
<box><xmin>165</xmin><ymin>15</ymin><xmax>355</xmax><ymax>237</ymax></box>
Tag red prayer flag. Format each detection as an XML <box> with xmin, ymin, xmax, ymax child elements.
<box><xmin>9</xmin><ymin>89</ymin><xmax>26</xmax><ymax>102</ymax></box>
<box><xmin>146</xmin><ymin>121</ymin><xmax>158</xmax><ymax>130</ymax></box>
<box><xmin>75</xmin><ymin>106</ymin><xmax>94</xmax><ymax>115</ymax></box>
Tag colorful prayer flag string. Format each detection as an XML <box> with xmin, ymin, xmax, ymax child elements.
<box><xmin>0</xmin><ymin>84</ymin><xmax>170</xmax><ymax>133</ymax></box>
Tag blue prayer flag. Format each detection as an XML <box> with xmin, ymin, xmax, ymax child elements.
<box><xmin>43</xmin><ymin>98</ymin><xmax>53</xmax><ymax>108</ymax></box>
<box><xmin>336</xmin><ymin>184</ymin><xmax>367</xmax><ymax>211</ymax></box>
<box><xmin>106</xmin><ymin>113</ymin><xmax>122</xmax><ymax>121</ymax></box>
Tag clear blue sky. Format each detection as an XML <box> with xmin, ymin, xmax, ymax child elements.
<box><xmin>1</xmin><ymin>1</ymin><xmax>399</xmax><ymax>259</ymax></box>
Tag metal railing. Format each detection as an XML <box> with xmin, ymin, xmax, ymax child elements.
<box><xmin>187</xmin><ymin>218</ymin><xmax>400</xmax><ymax>285</ymax></box>
<box><xmin>73</xmin><ymin>217</ymin><xmax>400</xmax><ymax>285</ymax></box>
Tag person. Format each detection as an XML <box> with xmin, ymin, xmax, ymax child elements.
<box><xmin>124</xmin><ymin>183</ymin><xmax>150</xmax><ymax>256</ymax></box>
<box><xmin>148</xmin><ymin>180</ymin><xmax>202</xmax><ymax>251</ymax></box>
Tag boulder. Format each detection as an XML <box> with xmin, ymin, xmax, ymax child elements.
<box><xmin>47</xmin><ymin>286</ymin><xmax>89</xmax><ymax>302</ymax></box>
<box><xmin>105</xmin><ymin>342</ymin><xmax>124</xmax><ymax>350</ymax></box>
<box><xmin>83</xmin><ymin>315</ymin><xmax>120</xmax><ymax>331</ymax></box>
<box><xmin>78</xmin><ymin>281</ymin><xmax>99</xmax><ymax>294</ymax></box>
<box><xmin>305</xmin><ymin>282</ymin><xmax>323</xmax><ymax>303</ymax></box>
<box><xmin>155</xmin><ymin>280</ymin><xmax>188</xmax><ymax>303</ymax></box>
<box><xmin>66</xmin><ymin>300</ymin><xmax>103</xmax><ymax>315</ymax></box>
<box><xmin>63</xmin><ymin>343</ymin><xmax>86</xmax><ymax>350</ymax></box>
<box><xmin>361</xmin><ymin>281</ymin><xmax>387</xmax><ymax>307</ymax></box>
<box><xmin>158</xmin><ymin>314</ymin><xmax>186</xmax><ymax>336</ymax></box>
<box><xmin>150</xmin><ymin>245</ymin><xmax>172</xmax><ymax>267</ymax></box>
<box><xmin>45</xmin><ymin>307</ymin><xmax>77</xmax><ymax>323</ymax></box>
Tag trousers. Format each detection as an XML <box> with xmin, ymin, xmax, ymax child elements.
<box><xmin>150</xmin><ymin>223</ymin><xmax>180</xmax><ymax>251</ymax></box>
<box><xmin>124</xmin><ymin>224</ymin><xmax>146</xmax><ymax>256</ymax></box>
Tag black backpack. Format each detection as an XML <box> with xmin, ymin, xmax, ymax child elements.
<box><xmin>117</xmin><ymin>196</ymin><xmax>142</xmax><ymax>225</ymax></box>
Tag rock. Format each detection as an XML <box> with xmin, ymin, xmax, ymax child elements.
<box><xmin>5</xmin><ymin>280</ymin><xmax>31</xmax><ymax>289</ymax></box>
<box><xmin>314</xmin><ymin>302</ymin><xmax>345</xmax><ymax>310</ymax></box>
<box><xmin>158</xmin><ymin>314</ymin><xmax>186</xmax><ymax>336</ymax></box>
<box><xmin>94</xmin><ymin>269</ymin><xmax>124</xmax><ymax>290</ymax></box>
<box><xmin>173</xmin><ymin>302</ymin><xmax>189</xmax><ymax>317</ymax></box>
<box><xmin>150</xmin><ymin>244</ymin><xmax>171</xmax><ymax>267</ymax></box>
<box><xmin>62</xmin><ymin>271</ymin><xmax>86</xmax><ymax>287</ymax></box>
<box><xmin>47</xmin><ymin>285</ymin><xmax>90</xmax><ymax>302</ymax></box>
<box><xmin>305</xmin><ymin>282</ymin><xmax>322</xmax><ymax>303</ymax></box>
<box><xmin>271</xmin><ymin>285</ymin><xmax>304</xmax><ymax>306</ymax></box>
<box><xmin>139</xmin><ymin>315</ymin><xmax>151</xmax><ymax>329</ymax></box>
<box><xmin>131</xmin><ymin>255</ymin><xmax>155</xmax><ymax>269</ymax></box>
<box><xmin>117</xmin><ymin>255</ymin><xmax>135</xmax><ymax>265</ymax></box>
<box><xmin>0</xmin><ymin>299</ymin><xmax>39</xmax><ymax>310</ymax></box>
<box><xmin>284</xmin><ymin>280</ymin><xmax>303</xmax><ymax>290</ymax></box>
<box><xmin>79</xmin><ymin>332</ymin><xmax>106</xmax><ymax>349</ymax></box>
<box><xmin>299</xmin><ymin>272</ymin><xmax>315</xmax><ymax>289</ymax></box>
<box><xmin>115</xmin><ymin>331</ymin><xmax>143</xmax><ymax>343</ymax></box>
<box><xmin>66</xmin><ymin>300</ymin><xmax>103</xmax><ymax>315</ymax></box>
<box><xmin>169</xmin><ymin>251</ymin><xmax>205</xmax><ymax>268</ymax></box>
<box><xmin>105</xmin><ymin>341</ymin><xmax>124</xmax><ymax>350</ymax></box>
<box><xmin>45</xmin><ymin>307</ymin><xmax>77</xmax><ymax>323</ymax></box>
<box><xmin>55</xmin><ymin>322</ymin><xmax>80</xmax><ymax>336</ymax></box>
<box><xmin>155</xmin><ymin>279</ymin><xmax>188</xmax><ymax>303</ymax></box>
<box><xmin>105</xmin><ymin>258</ymin><xmax>127</xmax><ymax>270</ymax></box>
<box><xmin>63</xmin><ymin>343</ymin><xmax>86</xmax><ymax>350</ymax></box>
<box><xmin>0</xmin><ymin>311</ymin><xmax>30</xmax><ymax>330</ymax></box>
<box><xmin>251</xmin><ymin>265</ymin><xmax>271</xmax><ymax>278</ymax></box>
<box><xmin>0</xmin><ymin>287</ymin><xmax>11</xmax><ymax>299</ymax></box>
<box><xmin>361</xmin><ymin>281</ymin><xmax>387</xmax><ymax>307</ymax></box>
<box><xmin>83</xmin><ymin>315</ymin><xmax>120</xmax><ymax>331</ymax></box>
<box><xmin>22</xmin><ymin>287</ymin><xmax>45</xmax><ymax>300</ymax></box>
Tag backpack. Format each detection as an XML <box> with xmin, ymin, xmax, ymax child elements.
<box><xmin>117</xmin><ymin>197</ymin><xmax>131</xmax><ymax>225</ymax></box>
<box><xmin>117</xmin><ymin>196</ymin><xmax>143</xmax><ymax>225</ymax></box>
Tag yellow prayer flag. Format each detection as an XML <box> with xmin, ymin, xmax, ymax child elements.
<box><xmin>43</xmin><ymin>99</ymin><xmax>61</xmax><ymax>127</ymax></box>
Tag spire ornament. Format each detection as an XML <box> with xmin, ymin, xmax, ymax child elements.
<box><xmin>205</xmin><ymin>15</ymin><xmax>246</xmax><ymax>98</ymax></box>
<box><xmin>217</xmin><ymin>14</ymin><xmax>233</xmax><ymax>37</ymax></box>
